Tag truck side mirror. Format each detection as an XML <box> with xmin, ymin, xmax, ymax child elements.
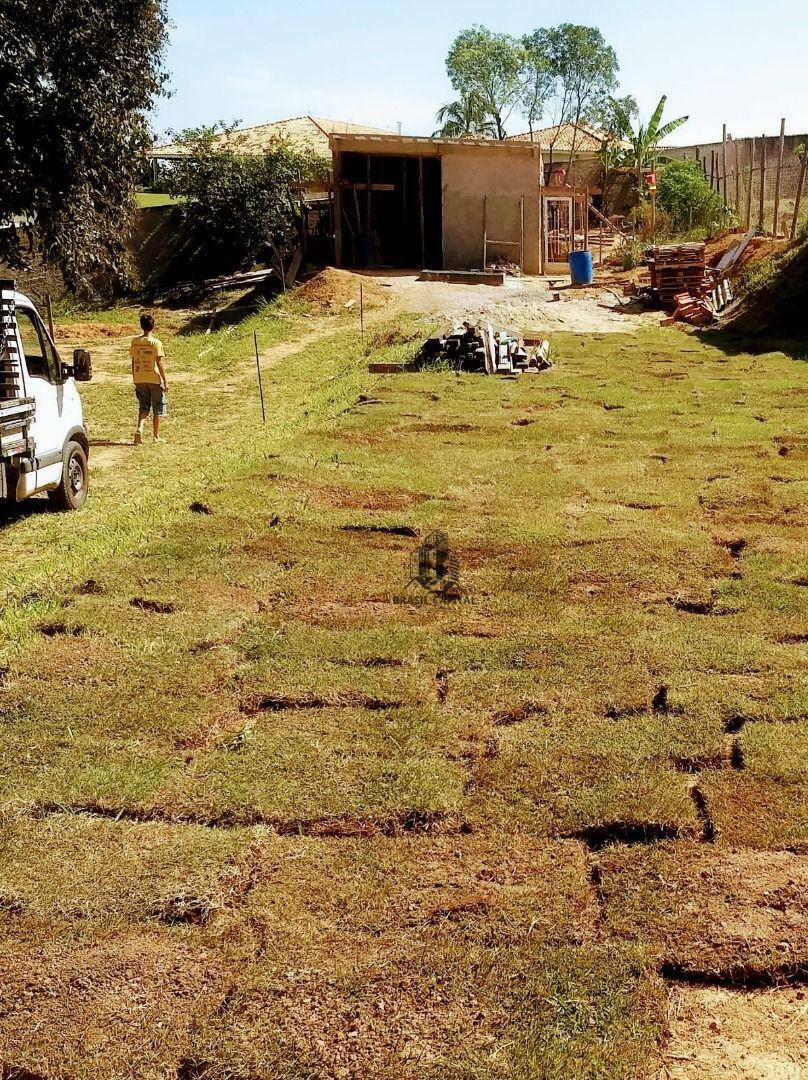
<box><xmin>73</xmin><ymin>348</ymin><xmax>92</xmax><ymax>382</ymax></box>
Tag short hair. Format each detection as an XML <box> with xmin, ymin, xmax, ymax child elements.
<box><xmin>140</xmin><ymin>313</ymin><xmax>155</xmax><ymax>333</ymax></box>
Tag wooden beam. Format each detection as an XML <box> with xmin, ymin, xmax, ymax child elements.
<box><xmin>773</xmin><ymin>118</ymin><xmax>786</xmax><ymax>236</ymax></box>
<box><xmin>338</xmin><ymin>181</ymin><xmax>396</xmax><ymax>192</ymax></box>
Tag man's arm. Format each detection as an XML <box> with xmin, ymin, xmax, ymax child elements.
<box><xmin>156</xmin><ymin>343</ymin><xmax>167</xmax><ymax>389</ymax></box>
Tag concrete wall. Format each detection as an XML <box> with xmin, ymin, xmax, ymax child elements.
<box><xmin>440</xmin><ymin>146</ymin><xmax>540</xmax><ymax>274</ymax></box>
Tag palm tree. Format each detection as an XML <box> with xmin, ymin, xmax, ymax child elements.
<box><xmin>433</xmin><ymin>94</ymin><xmax>497</xmax><ymax>139</ymax></box>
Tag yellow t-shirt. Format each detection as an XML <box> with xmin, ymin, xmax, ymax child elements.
<box><xmin>130</xmin><ymin>334</ymin><xmax>165</xmax><ymax>384</ymax></box>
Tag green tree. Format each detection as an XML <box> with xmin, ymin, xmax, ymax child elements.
<box><xmin>0</xmin><ymin>0</ymin><xmax>169</xmax><ymax>296</ymax></box>
<box><xmin>445</xmin><ymin>26</ymin><xmax>525</xmax><ymax>140</ymax></box>
<box><xmin>539</xmin><ymin>25</ymin><xmax>619</xmax><ymax>166</ymax></box>
<box><xmin>164</xmin><ymin>125</ymin><xmax>324</xmax><ymax>278</ymax></box>
<box><xmin>594</xmin><ymin>96</ymin><xmax>638</xmax><ymax>216</ymax></box>
<box><xmin>657</xmin><ymin>159</ymin><xmax>725</xmax><ymax>233</ymax></box>
<box><xmin>433</xmin><ymin>93</ymin><xmax>497</xmax><ymax>139</ymax></box>
<box><xmin>520</xmin><ymin>30</ymin><xmax>554</xmax><ymax>138</ymax></box>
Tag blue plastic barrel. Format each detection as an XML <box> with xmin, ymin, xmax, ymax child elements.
<box><xmin>569</xmin><ymin>250</ymin><xmax>594</xmax><ymax>285</ymax></box>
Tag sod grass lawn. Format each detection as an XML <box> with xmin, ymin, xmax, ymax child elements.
<box><xmin>0</xmin><ymin>298</ymin><xmax>805</xmax><ymax>1078</ymax></box>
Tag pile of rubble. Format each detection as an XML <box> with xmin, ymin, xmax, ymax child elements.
<box><xmin>419</xmin><ymin>322</ymin><xmax>551</xmax><ymax>375</ymax></box>
<box><xmin>485</xmin><ymin>256</ymin><xmax>524</xmax><ymax>278</ymax></box>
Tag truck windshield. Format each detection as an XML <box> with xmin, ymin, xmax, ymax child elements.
<box><xmin>17</xmin><ymin>308</ymin><xmax>60</xmax><ymax>383</ymax></box>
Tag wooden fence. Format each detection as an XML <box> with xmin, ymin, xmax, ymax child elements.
<box><xmin>668</xmin><ymin>121</ymin><xmax>807</xmax><ymax>239</ymax></box>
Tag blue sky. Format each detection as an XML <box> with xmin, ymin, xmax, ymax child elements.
<box><xmin>154</xmin><ymin>1</ymin><xmax>808</xmax><ymax>145</ymax></box>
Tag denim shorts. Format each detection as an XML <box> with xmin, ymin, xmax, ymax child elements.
<box><xmin>135</xmin><ymin>383</ymin><xmax>167</xmax><ymax>416</ymax></box>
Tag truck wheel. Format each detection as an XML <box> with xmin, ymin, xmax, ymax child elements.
<box><xmin>48</xmin><ymin>440</ymin><xmax>89</xmax><ymax>511</ymax></box>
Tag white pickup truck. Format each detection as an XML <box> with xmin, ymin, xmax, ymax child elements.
<box><xmin>1</xmin><ymin>280</ymin><xmax>92</xmax><ymax>510</ymax></box>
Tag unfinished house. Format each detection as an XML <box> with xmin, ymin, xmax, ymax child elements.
<box><xmin>508</xmin><ymin>124</ymin><xmax>634</xmax><ymax>272</ymax></box>
<box><xmin>330</xmin><ymin>134</ymin><xmax>542</xmax><ymax>275</ymax></box>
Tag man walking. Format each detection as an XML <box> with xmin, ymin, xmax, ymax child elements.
<box><xmin>130</xmin><ymin>313</ymin><xmax>168</xmax><ymax>444</ymax></box>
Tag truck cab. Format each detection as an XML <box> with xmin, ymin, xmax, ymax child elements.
<box><xmin>0</xmin><ymin>280</ymin><xmax>91</xmax><ymax>511</ymax></box>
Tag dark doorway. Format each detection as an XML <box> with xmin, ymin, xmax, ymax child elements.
<box><xmin>338</xmin><ymin>152</ymin><xmax>442</xmax><ymax>269</ymax></box>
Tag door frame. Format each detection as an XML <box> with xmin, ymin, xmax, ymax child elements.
<box><xmin>543</xmin><ymin>195</ymin><xmax>574</xmax><ymax>273</ymax></box>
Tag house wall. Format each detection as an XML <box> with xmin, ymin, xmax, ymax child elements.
<box><xmin>331</xmin><ymin>136</ymin><xmax>541</xmax><ymax>275</ymax></box>
<box><xmin>440</xmin><ymin>146</ymin><xmax>540</xmax><ymax>274</ymax></box>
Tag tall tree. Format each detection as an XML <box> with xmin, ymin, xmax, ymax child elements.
<box><xmin>0</xmin><ymin>0</ymin><xmax>169</xmax><ymax>295</ymax></box>
<box><xmin>520</xmin><ymin>30</ymin><xmax>554</xmax><ymax>139</ymax></box>
<box><xmin>537</xmin><ymin>24</ymin><xmax>620</xmax><ymax>166</ymax></box>
<box><xmin>445</xmin><ymin>26</ymin><xmax>525</xmax><ymax>140</ymax></box>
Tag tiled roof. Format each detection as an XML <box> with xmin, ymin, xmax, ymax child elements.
<box><xmin>151</xmin><ymin>116</ymin><xmax>394</xmax><ymax>159</ymax></box>
<box><xmin>509</xmin><ymin>124</ymin><xmax>625</xmax><ymax>153</ymax></box>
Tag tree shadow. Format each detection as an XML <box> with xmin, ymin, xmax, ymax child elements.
<box><xmin>696</xmin><ymin>328</ymin><xmax>808</xmax><ymax>361</ymax></box>
<box><xmin>176</xmin><ymin>282</ymin><xmax>280</xmax><ymax>336</ymax></box>
<box><xmin>0</xmin><ymin>495</ymin><xmax>52</xmax><ymax>529</ymax></box>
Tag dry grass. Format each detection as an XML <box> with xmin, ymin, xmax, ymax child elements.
<box><xmin>0</xmin><ymin>302</ymin><xmax>806</xmax><ymax>1077</ymax></box>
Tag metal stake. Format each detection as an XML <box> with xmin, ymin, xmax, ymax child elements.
<box><xmin>254</xmin><ymin>330</ymin><xmax>266</xmax><ymax>423</ymax></box>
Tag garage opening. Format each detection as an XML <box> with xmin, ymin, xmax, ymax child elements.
<box><xmin>338</xmin><ymin>152</ymin><xmax>442</xmax><ymax>270</ymax></box>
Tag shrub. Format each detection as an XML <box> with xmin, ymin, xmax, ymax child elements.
<box><xmin>656</xmin><ymin>160</ymin><xmax>728</xmax><ymax>234</ymax></box>
<box><xmin>164</xmin><ymin>125</ymin><xmax>327</xmax><ymax>276</ymax></box>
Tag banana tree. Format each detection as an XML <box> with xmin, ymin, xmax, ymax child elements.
<box><xmin>621</xmin><ymin>95</ymin><xmax>689</xmax><ymax>184</ymax></box>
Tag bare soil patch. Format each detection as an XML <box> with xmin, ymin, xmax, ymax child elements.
<box><xmin>660</xmin><ymin>986</ymin><xmax>807</xmax><ymax>1079</ymax></box>
<box><xmin>0</xmin><ymin>934</ymin><xmax>225</xmax><ymax>1079</ymax></box>
<box><xmin>53</xmin><ymin>321</ymin><xmax>139</xmax><ymax>342</ymax></box>
<box><xmin>295</xmin><ymin>268</ymin><xmax>389</xmax><ymax>312</ymax></box>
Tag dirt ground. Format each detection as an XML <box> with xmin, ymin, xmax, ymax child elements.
<box><xmin>359</xmin><ymin>270</ymin><xmax>664</xmax><ymax>333</ymax></box>
<box><xmin>661</xmin><ymin>986</ymin><xmax>808</xmax><ymax>1079</ymax></box>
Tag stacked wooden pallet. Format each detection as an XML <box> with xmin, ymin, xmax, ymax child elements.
<box><xmin>646</xmin><ymin>244</ymin><xmax>707</xmax><ymax>310</ymax></box>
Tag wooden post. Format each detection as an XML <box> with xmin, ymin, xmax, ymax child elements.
<box><xmin>758</xmin><ymin>135</ymin><xmax>766</xmax><ymax>230</ymax></box>
<box><xmin>773</xmin><ymin>118</ymin><xmax>786</xmax><ymax>236</ymax></box>
<box><xmin>520</xmin><ymin>195</ymin><xmax>525</xmax><ymax>270</ymax></box>
<box><xmin>333</xmin><ymin>156</ymin><xmax>343</xmax><ymax>266</ymax></box>
<box><xmin>746</xmin><ymin>137</ymin><xmax>754</xmax><ymax>230</ymax></box>
<box><xmin>734</xmin><ymin>139</ymin><xmax>740</xmax><ymax>215</ymax></box>
<box><xmin>584</xmin><ymin>187</ymin><xmax>589</xmax><ymax>251</ymax></box>
<box><xmin>365</xmin><ymin>155</ymin><xmax>372</xmax><ymax>234</ymax></box>
<box><xmin>482</xmin><ymin>194</ymin><xmax>487</xmax><ymax>269</ymax></box>
<box><xmin>791</xmin><ymin>153</ymin><xmax>807</xmax><ymax>240</ymax></box>
<box><xmin>722</xmin><ymin>124</ymin><xmax>728</xmax><ymax>207</ymax></box>
<box><xmin>710</xmin><ymin>150</ymin><xmax>715</xmax><ymax>189</ymax></box>
<box><xmin>418</xmin><ymin>157</ymin><xmax>425</xmax><ymax>269</ymax></box>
